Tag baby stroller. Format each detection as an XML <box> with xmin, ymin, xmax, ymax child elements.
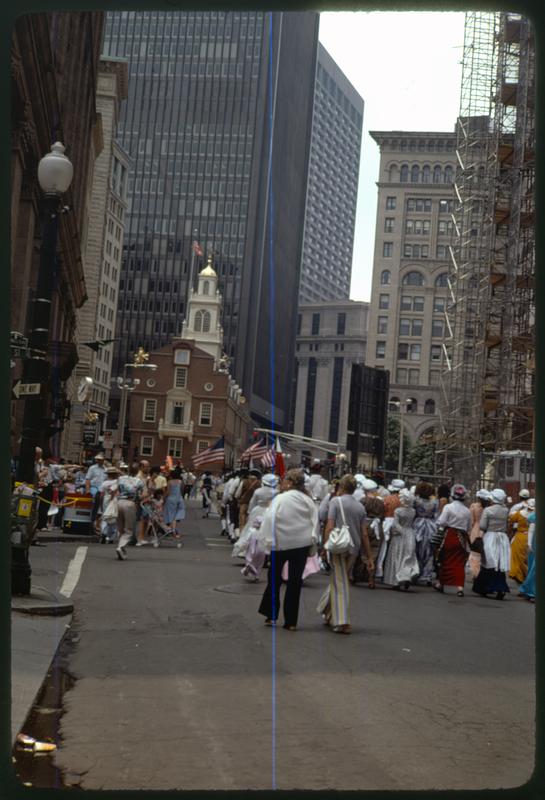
<box><xmin>142</xmin><ymin>502</ymin><xmax>184</xmax><ymax>549</ymax></box>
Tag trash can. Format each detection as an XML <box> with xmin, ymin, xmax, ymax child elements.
<box><xmin>62</xmin><ymin>493</ymin><xmax>95</xmax><ymax>535</ymax></box>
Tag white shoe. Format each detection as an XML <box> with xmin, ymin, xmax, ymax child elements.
<box><xmin>116</xmin><ymin>547</ymin><xmax>127</xmax><ymax>560</ymax></box>
<box><xmin>135</xmin><ymin>540</ymin><xmax>149</xmax><ymax>547</ymax></box>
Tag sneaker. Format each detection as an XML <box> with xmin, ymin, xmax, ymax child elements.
<box><xmin>116</xmin><ymin>547</ymin><xmax>127</xmax><ymax>561</ymax></box>
<box><xmin>135</xmin><ymin>541</ymin><xmax>149</xmax><ymax>547</ymax></box>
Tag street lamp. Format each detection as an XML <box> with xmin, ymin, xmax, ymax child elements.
<box><xmin>13</xmin><ymin>143</ymin><xmax>73</xmax><ymax>595</ymax></box>
<box><xmin>114</xmin><ymin>354</ymin><xmax>157</xmax><ymax>460</ymax></box>
<box><xmin>389</xmin><ymin>398</ymin><xmax>414</xmax><ymax>478</ymax></box>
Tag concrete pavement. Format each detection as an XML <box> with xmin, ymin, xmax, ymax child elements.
<box><xmin>10</xmin><ymin>503</ymin><xmax>536</xmax><ymax>790</ymax></box>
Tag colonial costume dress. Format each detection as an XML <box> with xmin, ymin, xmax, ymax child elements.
<box><xmin>382</xmin><ymin>492</ymin><xmax>418</xmax><ymax>589</ymax></box>
<box><xmin>519</xmin><ymin>510</ymin><xmax>536</xmax><ymax>601</ymax></box>
<box><xmin>508</xmin><ymin>506</ymin><xmax>530</xmax><ymax>584</ymax></box>
<box><xmin>413</xmin><ymin>497</ymin><xmax>439</xmax><ymax>584</ymax></box>
<box><xmin>435</xmin><ymin>497</ymin><xmax>471</xmax><ymax>590</ymax></box>
<box><xmin>472</xmin><ymin>495</ymin><xmax>510</xmax><ymax>597</ymax></box>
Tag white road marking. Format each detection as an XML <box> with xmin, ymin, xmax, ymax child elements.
<box><xmin>59</xmin><ymin>546</ymin><xmax>88</xmax><ymax>597</ymax></box>
<box><xmin>206</xmin><ymin>542</ymin><xmax>233</xmax><ymax>548</ymax></box>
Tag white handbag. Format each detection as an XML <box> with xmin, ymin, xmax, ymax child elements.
<box><xmin>324</xmin><ymin>498</ymin><xmax>353</xmax><ymax>555</ymax></box>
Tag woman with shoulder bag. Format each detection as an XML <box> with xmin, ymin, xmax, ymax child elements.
<box><xmin>317</xmin><ymin>474</ymin><xmax>373</xmax><ymax>635</ymax></box>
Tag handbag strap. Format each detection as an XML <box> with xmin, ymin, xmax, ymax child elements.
<box><xmin>337</xmin><ymin>496</ymin><xmax>348</xmax><ymax>527</ymax></box>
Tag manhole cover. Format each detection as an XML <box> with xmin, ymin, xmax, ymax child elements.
<box><xmin>213</xmin><ymin>584</ymin><xmax>263</xmax><ymax>595</ymax></box>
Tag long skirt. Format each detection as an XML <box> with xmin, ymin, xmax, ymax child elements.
<box><xmin>414</xmin><ymin>517</ymin><xmax>437</xmax><ymax>583</ymax></box>
<box><xmin>473</xmin><ymin>567</ymin><xmax>510</xmax><ymax>595</ymax></box>
<box><xmin>438</xmin><ymin>528</ymin><xmax>468</xmax><ymax>587</ymax></box>
<box><xmin>163</xmin><ymin>496</ymin><xmax>186</xmax><ymax>525</ymax></box>
<box><xmin>382</xmin><ymin>531</ymin><xmax>419</xmax><ymax>586</ymax></box>
<box><xmin>242</xmin><ymin>534</ymin><xmax>267</xmax><ymax>580</ymax></box>
<box><xmin>317</xmin><ymin>553</ymin><xmax>357</xmax><ymax>627</ymax></box>
<box><xmin>375</xmin><ymin>517</ymin><xmax>394</xmax><ymax>578</ymax></box>
<box><xmin>509</xmin><ymin>531</ymin><xmax>528</xmax><ymax>583</ymax></box>
<box><xmin>519</xmin><ymin>551</ymin><xmax>535</xmax><ymax>599</ymax></box>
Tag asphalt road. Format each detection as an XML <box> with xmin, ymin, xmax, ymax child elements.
<box><xmin>22</xmin><ymin>500</ymin><xmax>536</xmax><ymax>790</ymax></box>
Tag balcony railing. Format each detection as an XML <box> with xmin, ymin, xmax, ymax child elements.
<box><xmin>157</xmin><ymin>419</ymin><xmax>194</xmax><ymax>441</ymax></box>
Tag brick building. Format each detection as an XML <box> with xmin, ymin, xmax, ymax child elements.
<box><xmin>10</xmin><ymin>12</ymin><xmax>105</xmax><ymax>456</ymax></box>
<box><xmin>127</xmin><ymin>259</ymin><xmax>251</xmax><ymax>469</ymax></box>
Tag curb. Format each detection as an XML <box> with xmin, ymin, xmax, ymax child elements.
<box><xmin>11</xmin><ymin>586</ymin><xmax>74</xmax><ymax>617</ymax></box>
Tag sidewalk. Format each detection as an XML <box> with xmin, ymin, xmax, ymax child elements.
<box><xmin>11</xmin><ymin>553</ymin><xmax>75</xmax><ymax>743</ymax></box>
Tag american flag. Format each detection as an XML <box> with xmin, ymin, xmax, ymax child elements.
<box><xmin>192</xmin><ymin>437</ymin><xmax>225</xmax><ymax>469</ymax></box>
<box><xmin>260</xmin><ymin>447</ymin><xmax>276</xmax><ymax>468</ymax></box>
<box><xmin>241</xmin><ymin>439</ymin><xmax>269</xmax><ymax>463</ymax></box>
<box><xmin>192</xmin><ymin>240</ymin><xmax>204</xmax><ymax>257</ymax></box>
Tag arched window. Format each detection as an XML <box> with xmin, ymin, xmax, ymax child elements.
<box><xmin>410</xmin><ymin>165</ymin><xmax>420</xmax><ymax>183</ymax></box>
<box><xmin>402</xmin><ymin>271</ymin><xmax>425</xmax><ymax>286</ymax></box>
<box><xmin>422</xmin><ymin>165</ymin><xmax>431</xmax><ymax>183</ymax></box>
<box><xmin>380</xmin><ymin>269</ymin><xmax>391</xmax><ymax>285</ymax></box>
<box><xmin>388</xmin><ymin>164</ymin><xmax>399</xmax><ymax>182</ymax></box>
<box><xmin>202</xmin><ymin>310</ymin><xmax>211</xmax><ymax>332</ymax></box>
<box><xmin>202</xmin><ymin>281</ymin><xmax>210</xmax><ymax>295</ymax></box>
<box><xmin>433</xmin><ymin>165</ymin><xmax>442</xmax><ymax>184</ymax></box>
<box><xmin>400</xmin><ymin>164</ymin><xmax>409</xmax><ymax>182</ymax></box>
<box><xmin>424</xmin><ymin>399</ymin><xmax>436</xmax><ymax>415</ymax></box>
<box><xmin>444</xmin><ymin>165</ymin><xmax>453</xmax><ymax>184</ymax></box>
<box><xmin>435</xmin><ymin>273</ymin><xmax>448</xmax><ymax>287</ymax></box>
<box><xmin>390</xmin><ymin>396</ymin><xmax>400</xmax><ymax>407</ymax></box>
<box><xmin>407</xmin><ymin>398</ymin><xmax>418</xmax><ymax>414</ymax></box>
<box><xmin>194</xmin><ymin>310</ymin><xmax>203</xmax><ymax>332</ymax></box>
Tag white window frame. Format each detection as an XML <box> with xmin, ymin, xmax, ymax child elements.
<box><xmin>199</xmin><ymin>402</ymin><xmax>213</xmax><ymax>426</ymax></box>
<box><xmin>174</xmin><ymin>366</ymin><xmax>188</xmax><ymax>388</ymax></box>
<box><xmin>143</xmin><ymin>398</ymin><xmax>157</xmax><ymax>422</ymax></box>
<box><xmin>171</xmin><ymin>400</ymin><xmax>185</xmax><ymax>425</ymax></box>
<box><xmin>167</xmin><ymin>438</ymin><xmax>183</xmax><ymax>458</ymax></box>
<box><xmin>174</xmin><ymin>349</ymin><xmax>190</xmax><ymax>365</ymax></box>
<box><xmin>141</xmin><ymin>436</ymin><xmax>154</xmax><ymax>456</ymax></box>
<box><xmin>197</xmin><ymin>440</ymin><xmax>210</xmax><ymax>453</ymax></box>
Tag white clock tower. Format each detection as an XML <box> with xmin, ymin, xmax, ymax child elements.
<box><xmin>179</xmin><ymin>253</ymin><xmax>224</xmax><ymax>361</ymax></box>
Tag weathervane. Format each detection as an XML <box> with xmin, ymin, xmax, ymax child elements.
<box><xmin>133</xmin><ymin>346</ymin><xmax>149</xmax><ymax>365</ymax></box>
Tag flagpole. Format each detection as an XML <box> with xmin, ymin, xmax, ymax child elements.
<box><xmin>188</xmin><ymin>227</ymin><xmax>198</xmax><ymax>294</ymax></box>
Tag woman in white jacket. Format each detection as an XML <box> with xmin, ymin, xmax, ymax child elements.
<box><xmin>258</xmin><ymin>469</ymin><xmax>318</xmax><ymax>630</ymax></box>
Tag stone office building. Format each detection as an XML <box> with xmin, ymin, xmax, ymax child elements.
<box><xmin>291</xmin><ymin>300</ymin><xmax>368</xmax><ymax>462</ymax></box>
<box><xmin>365</xmin><ymin>129</ymin><xmax>456</xmax><ymax>446</ymax></box>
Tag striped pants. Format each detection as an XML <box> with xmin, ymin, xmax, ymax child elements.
<box><xmin>317</xmin><ymin>553</ymin><xmax>356</xmax><ymax>627</ymax></box>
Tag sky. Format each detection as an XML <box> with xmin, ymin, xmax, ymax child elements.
<box><xmin>318</xmin><ymin>11</ymin><xmax>466</xmax><ymax>302</ymax></box>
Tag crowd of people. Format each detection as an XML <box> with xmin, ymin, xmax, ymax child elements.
<box><xmin>21</xmin><ymin>449</ymin><xmax>536</xmax><ymax>631</ymax></box>
<box><xmin>219</xmin><ymin>465</ymin><xmax>536</xmax><ymax>633</ymax></box>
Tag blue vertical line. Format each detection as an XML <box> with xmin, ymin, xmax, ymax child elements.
<box><xmin>267</xmin><ymin>11</ymin><xmax>277</xmax><ymax>792</ymax></box>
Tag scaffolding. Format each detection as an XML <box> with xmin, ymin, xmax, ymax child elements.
<box><xmin>440</xmin><ymin>12</ymin><xmax>535</xmax><ymax>489</ymax></box>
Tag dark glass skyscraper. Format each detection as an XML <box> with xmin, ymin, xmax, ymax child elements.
<box><xmin>103</xmin><ymin>10</ymin><xmax>318</xmax><ymax>429</ymax></box>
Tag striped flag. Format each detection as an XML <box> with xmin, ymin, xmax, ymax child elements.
<box><xmin>192</xmin><ymin>437</ymin><xmax>225</xmax><ymax>469</ymax></box>
<box><xmin>192</xmin><ymin>240</ymin><xmax>204</xmax><ymax>257</ymax></box>
<box><xmin>241</xmin><ymin>438</ymin><xmax>269</xmax><ymax>463</ymax></box>
<box><xmin>260</xmin><ymin>447</ymin><xmax>276</xmax><ymax>469</ymax></box>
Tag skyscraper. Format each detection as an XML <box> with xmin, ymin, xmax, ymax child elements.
<box><xmin>103</xmin><ymin>11</ymin><xmax>318</xmax><ymax>430</ymax></box>
<box><xmin>298</xmin><ymin>43</ymin><xmax>364</xmax><ymax>303</ymax></box>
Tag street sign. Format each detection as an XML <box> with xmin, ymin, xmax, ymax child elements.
<box><xmin>83</xmin><ymin>421</ymin><xmax>97</xmax><ymax>445</ymax></box>
<box><xmin>12</xmin><ymin>381</ymin><xmax>41</xmax><ymax>399</ymax></box>
<box><xmin>11</xmin><ymin>331</ymin><xmax>28</xmax><ymax>347</ymax></box>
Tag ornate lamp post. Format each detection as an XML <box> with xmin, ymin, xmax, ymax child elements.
<box><xmin>114</xmin><ymin>348</ymin><xmax>157</xmax><ymax>460</ymax></box>
<box><xmin>13</xmin><ymin>143</ymin><xmax>73</xmax><ymax>595</ymax></box>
